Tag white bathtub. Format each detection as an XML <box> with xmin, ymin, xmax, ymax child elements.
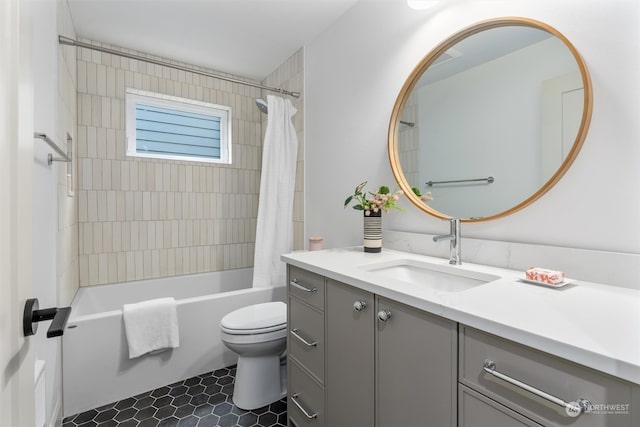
<box><xmin>62</xmin><ymin>268</ymin><xmax>286</xmax><ymax>416</ymax></box>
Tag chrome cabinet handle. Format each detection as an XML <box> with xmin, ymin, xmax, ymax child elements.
<box><xmin>290</xmin><ymin>279</ymin><xmax>317</xmax><ymax>293</ymax></box>
<box><xmin>353</xmin><ymin>300</ymin><xmax>367</xmax><ymax>312</ymax></box>
<box><xmin>290</xmin><ymin>328</ymin><xmax>317</xmax><ymax>347</ymax></box>
<box><xmin>483</xmin><ymin>359</ymin><xmax>591</xmax><ymax>417</ymax></box>
<box><xmin>377</xmin><ymin>309</ymin><xmax>391</xmax><ymax>322</ymax></box>
<box><xmin>291</xmin><ymin>393</ymin><xmax>318</xmax><ymax>419</ymax></box>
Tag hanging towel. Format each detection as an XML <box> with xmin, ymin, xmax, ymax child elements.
<box><xmin>123</xmin><ymin>297</ymin><xmax>179</xmax><ymax>359</ymax></box>
<box><xmin>252</xmin><ymin>95</ymin><xmax>298</xmax><ymax>288</ymax></box>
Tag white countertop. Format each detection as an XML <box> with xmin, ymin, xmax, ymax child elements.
<box><xmin>282</xmin><ymin>247</ymin><xmax>640</xmax><ymax>385</ymax></box>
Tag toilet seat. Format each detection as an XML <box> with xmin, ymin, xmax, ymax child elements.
<box><xmin>220</xmin><ymin>327</ymin><xmax>287</xmax><ymax>345</ymax></box>
<box><xmin>220</xmin><ymin>301</ymin><xmax>286</xmax><ymax>335</ymax></box>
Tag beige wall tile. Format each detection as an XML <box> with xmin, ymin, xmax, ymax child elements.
<box><xmin>76</xmin><ymin>41</ymin><xmax>302</xmax><ymax>286</ymax></box>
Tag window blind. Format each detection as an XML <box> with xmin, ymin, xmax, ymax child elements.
<box><xmin>135</xmin><ymin>104</ymin><xmax>221</xmax><ymax>159</ymax></box>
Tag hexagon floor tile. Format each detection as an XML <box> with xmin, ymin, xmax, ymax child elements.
<box><xmin>62</xmin><ymin>366</ymin><xmax>287</xmax><ymax>427</ymax></box>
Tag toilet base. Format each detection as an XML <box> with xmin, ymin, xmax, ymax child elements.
<box><xmin>233</xmin><ymin>353</ymin><xmax>286</xmax><ymax>410</ymax></box>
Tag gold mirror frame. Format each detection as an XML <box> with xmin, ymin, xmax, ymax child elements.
<box><xmin>388</xmin><ymin>17</ymin><xmax>593</xmax><ymax>222</ymax></box>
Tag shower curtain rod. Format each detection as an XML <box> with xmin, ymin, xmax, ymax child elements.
<box><xmin>58</xmin><ymin>35</ymin><xmax>301</xmax><ymax>98</ymax></box>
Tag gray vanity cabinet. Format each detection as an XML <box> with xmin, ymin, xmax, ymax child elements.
<box><xmin>325</xmin><ymin>279</ymin><xmax>457</xmax><ymax>427</ymax></box>
<box><xmin>287</xmin><ymin>264</ymin><xmax>639</xmax><ymax>427</ymax></box>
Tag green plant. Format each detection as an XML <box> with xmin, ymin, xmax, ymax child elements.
<box><xmin>411</xmin><ymin>186</ymin><xmax>433</xmax><ymax>202</ymax></box>
<box><xmin>344</xmin><ymin>181</ymin><xmax>403</xmax><ymax>216</ymax></box>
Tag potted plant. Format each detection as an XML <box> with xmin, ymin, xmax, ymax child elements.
<box><xmin>344</xmin><ymin>181</ymin><xmax>403</xmax><ymax>252</ymax></box>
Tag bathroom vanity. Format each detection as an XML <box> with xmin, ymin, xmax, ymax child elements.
<box><xmin>283</xmin><ymin>248</ymin><xmax>640</xmax><ymax>427</ymax></box>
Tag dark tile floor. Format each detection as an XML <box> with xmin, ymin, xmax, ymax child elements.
<box><xmin>62</xmin><ymin>366</ymin><xmax>287</xmax><ymax>427</ymax></box>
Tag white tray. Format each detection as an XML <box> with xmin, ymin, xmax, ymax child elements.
<box><xmin>520</xmin><ymin>277</ymin><xmax>573</xmax><ymax>288</ymax></box>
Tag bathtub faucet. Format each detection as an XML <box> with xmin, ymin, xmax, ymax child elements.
<box><xmin>433</xmin><ymin>218</ymin><xmax>461</xmax><ymax>265</ymax></box>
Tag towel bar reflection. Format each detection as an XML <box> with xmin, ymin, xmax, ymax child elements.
<box><xmin>426</xmin><ymin>176</ymin><xmax>494</xmax><ymax>186</ymax></box>
<box><xmin>34</xmin><ymin>132</ymin><xmax>71</xmax><ymax>165</ymax></box>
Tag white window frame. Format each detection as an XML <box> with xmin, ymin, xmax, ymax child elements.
<box><xmin>125</xmin><ymin>88</ymin><xmax>232</xmax><ymax>164</ymax></box>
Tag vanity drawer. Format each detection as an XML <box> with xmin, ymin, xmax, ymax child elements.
<box><xmin>288</xmin><ymin>296</ymin><xmax>324</xmax><ymax>383</ymax></box>
<box><xmin>459</xmin><ymin>384</ymin><xmax>543</xmax><ymax>427</ymax></box>
<box><xmin>288</xmin><ymin>358</ymin><xmax>325</xmax><ymax>427</ymax></box>
<box><xmin>459</xmin><ymin>325</ymin><xmax>638</xmax><ymax>427</ymax></box>
<box><xmin>288</xmin><ymin>266</ymin><xmax>325</xmax><ymax>310</ymax></box>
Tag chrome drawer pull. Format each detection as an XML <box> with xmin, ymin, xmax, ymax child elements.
<box><xmin>291</xmin><ymin>393</ymin><xmax>318</xmax><ymax>419</ymax></box>
<box><xmin>291</xmin><ymin>328</ymin><xmax>317</xmax><ymax>347</ymax></box>
<box><xmin>290</xmin><ymin>279</ymin><xmax>318</xmax><ymax>293</ymax></box>
<box><xmin>483</xmin><ymin>359</ymin><xmax>591</xmax><ymax>417</ymax></box>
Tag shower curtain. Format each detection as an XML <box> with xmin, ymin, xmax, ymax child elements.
<box><xmin>252</xmin><ymin>95</ymin><xmax>298</xmax><ymax>288</ymax></box>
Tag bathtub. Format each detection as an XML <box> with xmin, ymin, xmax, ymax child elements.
<box><xmin>62</xmin><ymin>268</ymin><xmax>286</xmax><ymax>416</ymax></box>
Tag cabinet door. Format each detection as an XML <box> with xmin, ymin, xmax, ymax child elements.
<box><xmin>326</xmin><ymin>280</ymin><xmax>375</xmax><ymax>427</ymax></box>
<box><xmin>376</xmin><ymin>297</ymin><xmax>457</xmax><ymax>427</ymax></box>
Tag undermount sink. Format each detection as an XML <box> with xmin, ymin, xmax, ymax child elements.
<box><xmin>359</xmin><ymin>258</ymin><xmax>500</xmax><ymax>292</ymax></box>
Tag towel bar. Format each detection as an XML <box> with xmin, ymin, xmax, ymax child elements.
<box><xmin>34</xmin><ymin>133</ymin><xmax>71</xmax><ymax>166</ymax></box>
<box><xmin>426</xmin><ymin>176</ymin><xmax>494</xmax><ymax>186</ymax></box>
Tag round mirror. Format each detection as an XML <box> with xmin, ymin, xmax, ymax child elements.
<box><xmin>388</xmin><ymin>18</ymin><xmax>592</xmax><ymax>221</ymax></box>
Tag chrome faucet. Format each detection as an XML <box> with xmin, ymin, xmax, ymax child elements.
<box><xmin>433</xmin><ymin>218</ymin><xmax>461</xmax><ymax>265</ymax></box>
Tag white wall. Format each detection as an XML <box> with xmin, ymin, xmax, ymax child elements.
<box><xmin>31</xmin><ymin>0</ymin><xmax>78</xmax><ymax>425</ymax></box>
<box><xmin>31</xmin><ymin>1</ymin><xmax>62</xmax><ymax>424</ymax></box>
<box><xmin>0</xmin><ymin>0</ymin><xmax>36</xmax><ymax>425</ymax></box>
<box><xmin>305</xmin><ymin>0</ymin><xmax>640</xmax><ymax>262</ymax></box>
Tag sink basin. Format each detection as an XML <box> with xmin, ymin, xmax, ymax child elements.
<box><xmin>359</xmin><ymin>258</ymin><xmax>500</xmax><ymax>292</ymax></box>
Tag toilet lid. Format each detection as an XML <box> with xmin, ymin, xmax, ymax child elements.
<box><xmin>220</xmin><ymin>301</ymin><xmax>286</xmax><ymax>332</ymax></box>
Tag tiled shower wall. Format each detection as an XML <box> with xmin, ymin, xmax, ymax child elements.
<box><xmin>76</xmin><ymin>41</ymin><xmax>270</xmax><ymax>286</ymax></box>
<box><xmin>261</xmin><ymin>48</ymin><xmax>305</xmax><ymax>251</ymax></box>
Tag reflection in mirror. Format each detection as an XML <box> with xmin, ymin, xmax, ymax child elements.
<box><xmin>390</xmin><ymin>18</ymin><xmax>592</xmax><ymax>221</ymax></box>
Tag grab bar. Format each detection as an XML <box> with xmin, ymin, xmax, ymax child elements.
<box><xmin>426</xmin><ymin>176</ymin><xmax>494</xmax><ymax>186</ymax></box>
<box><xmin>483</xmin><ymin>359</ymin><xmax>591</xmax><ymax>417</ymax></box>
<box><xmin>34</xmin><ymin>133</ymin><xmax>71</xmax><ymax>165</ymax></box>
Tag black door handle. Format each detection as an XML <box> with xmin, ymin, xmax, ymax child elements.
<box><xmin>23</xmin><ymin>298</ymin><xmax>72</xmax><ymax>338</ymax></box>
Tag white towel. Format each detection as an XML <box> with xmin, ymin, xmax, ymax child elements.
<box><xmin>123</xmin><ymin>297</ymin><xmax>179</xmax><ymax>359</ymax></box>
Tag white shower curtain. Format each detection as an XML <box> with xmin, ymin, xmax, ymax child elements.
<box><xmin>252</xmin><ymin>95</ymin><xmax>298</xmax><ymax>288</ymax></box>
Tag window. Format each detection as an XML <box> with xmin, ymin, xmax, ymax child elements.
<box><xmin>125</xmin><ymin>89</ymin><xmax>231</xmax><ymax>164</ymax></box>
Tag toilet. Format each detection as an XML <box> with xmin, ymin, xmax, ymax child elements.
<box><xmin>220</xmin><ymin>301</ymin><xmax>287</xmax><ymax>410</ymax></box>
